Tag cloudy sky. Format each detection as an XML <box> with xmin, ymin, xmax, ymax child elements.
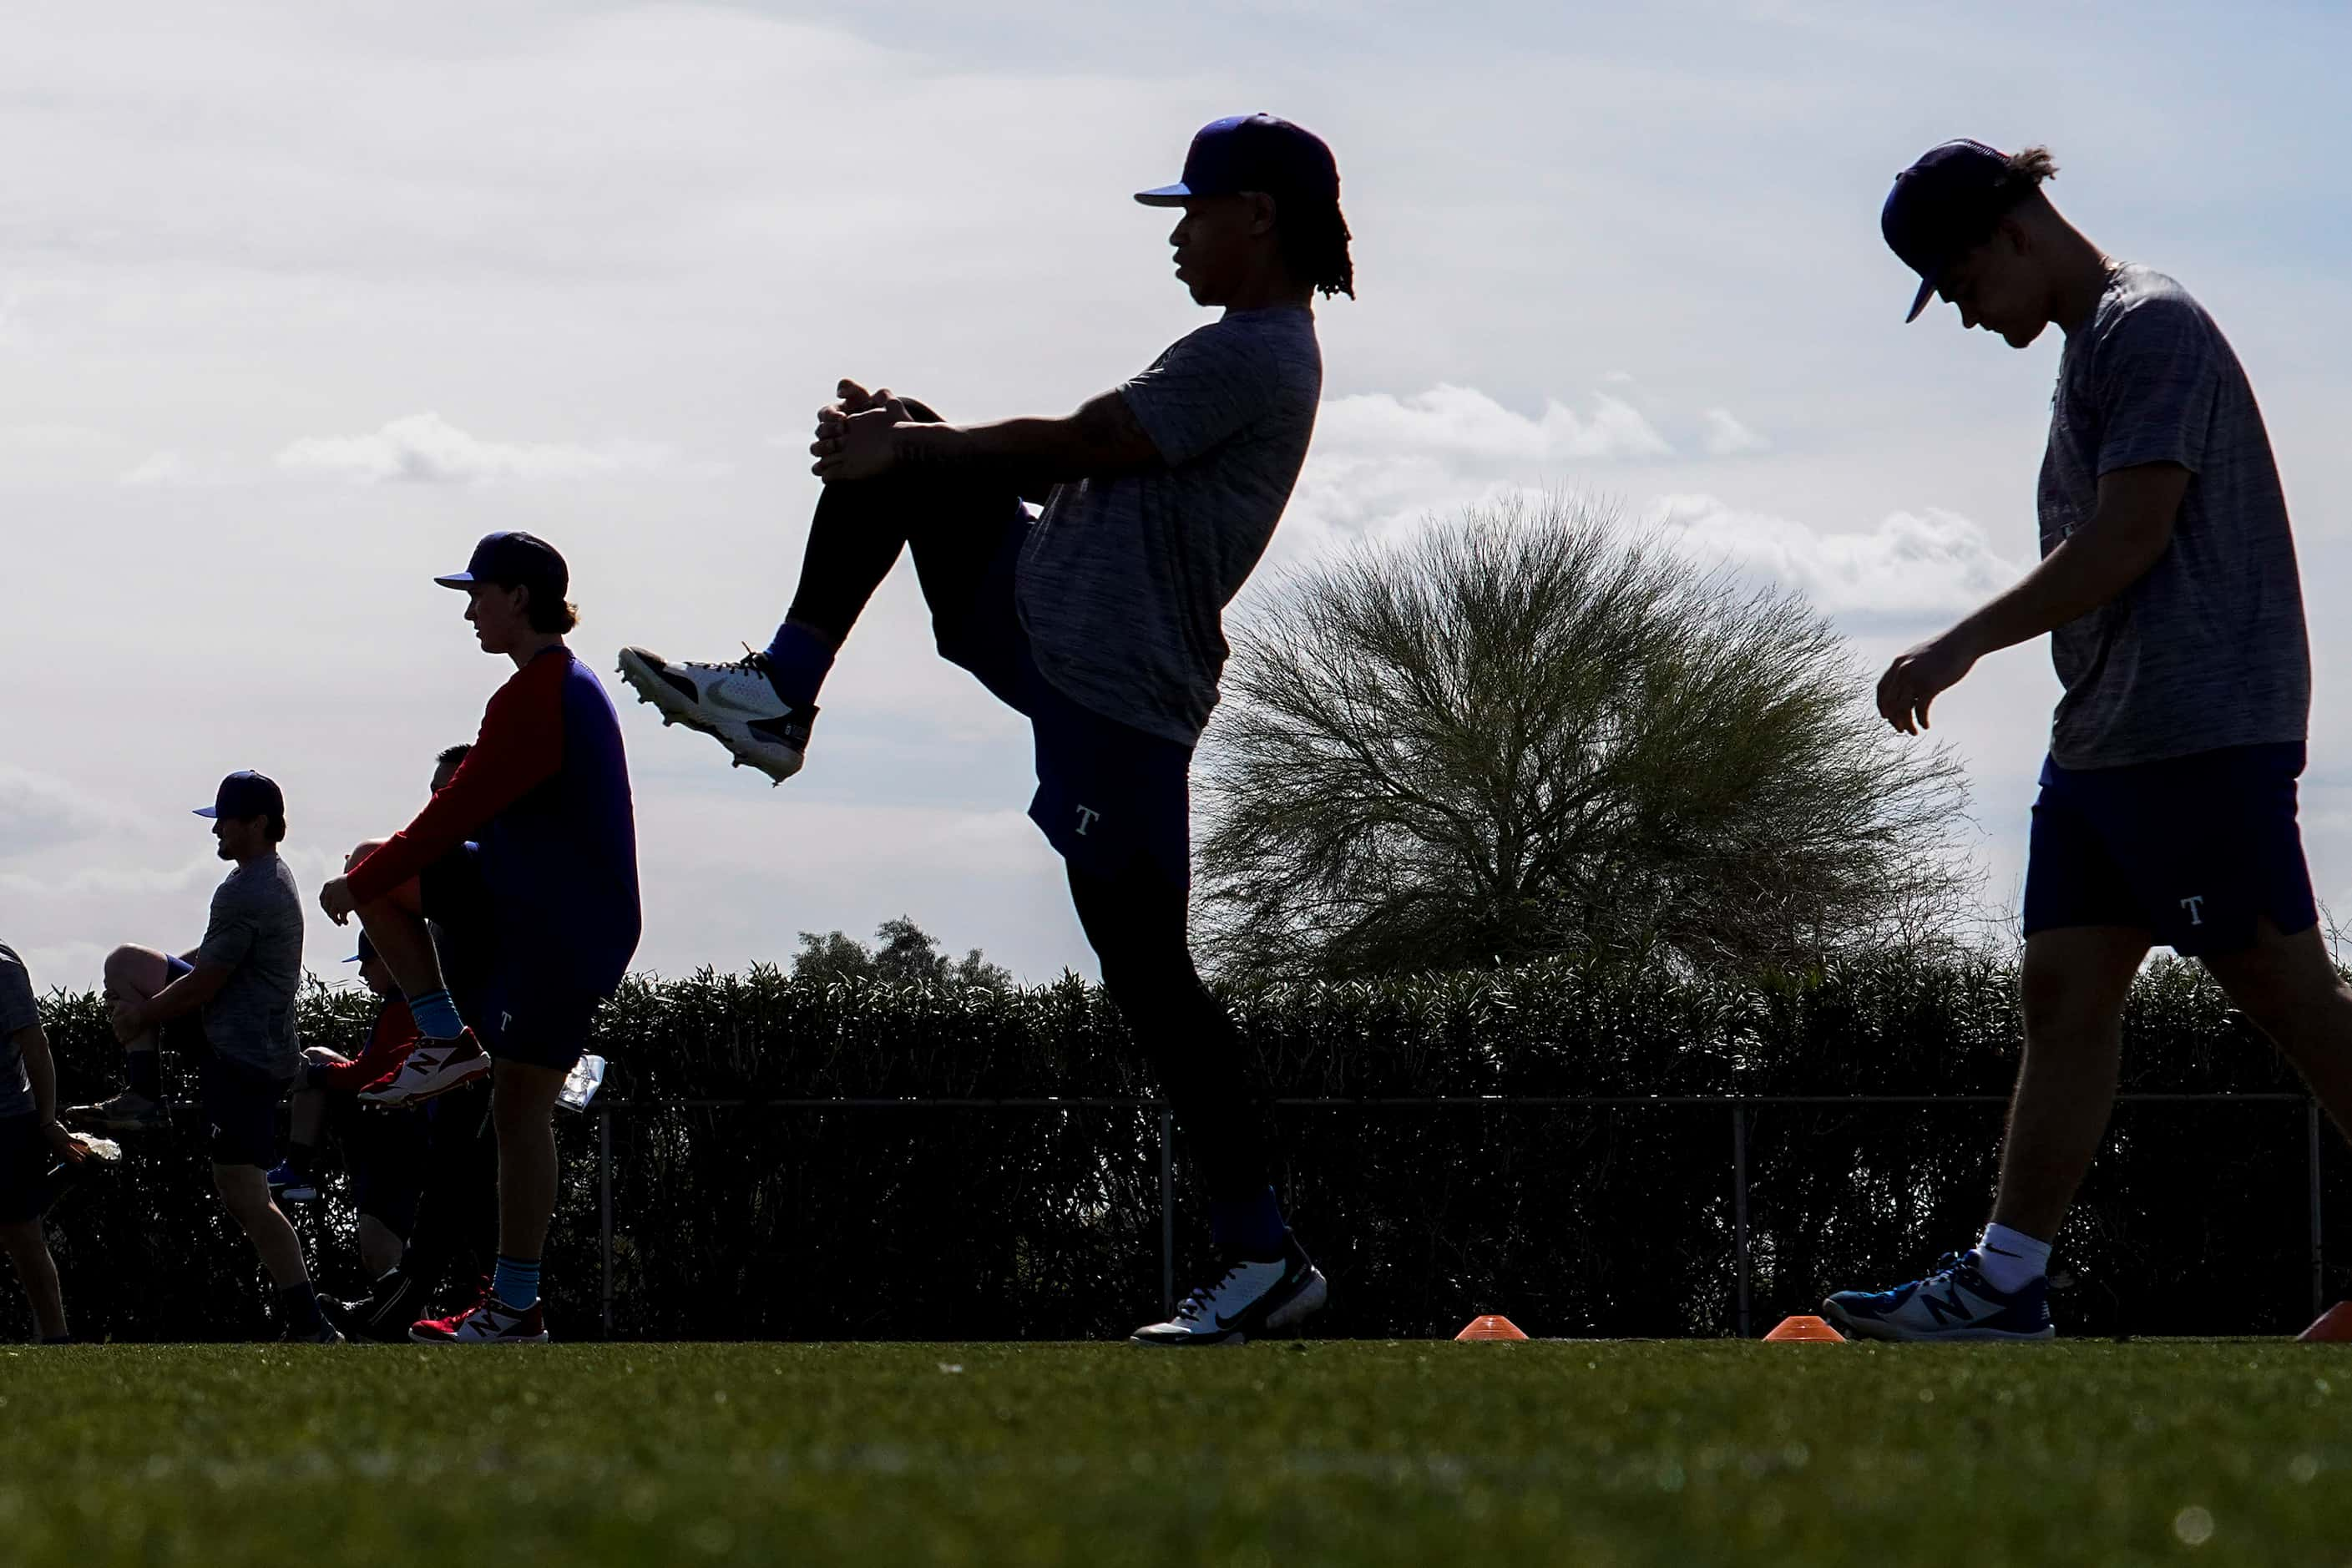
<box><xmin>5</xmin><ymin>0</ymin><xmax>2350</xmax><ymax>993</ymax></box>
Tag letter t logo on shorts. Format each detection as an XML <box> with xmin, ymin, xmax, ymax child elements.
<box><xmin>2180</xmin><ymin>895</ymin><xmax>2206</xmax><ymax>927</ymax></box>
<box><xmin>1074</xmin><ymin>805</ymin><xmax>1101</xmax><ymax>837</ymax></box>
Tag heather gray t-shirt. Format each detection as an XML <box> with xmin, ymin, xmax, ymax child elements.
<box><xmin>2038</xmin><ymin>265</ymin><xmax>2309</xmax><ymax>769</ymax></box>
<box><xmin>197</xmin><ymin>854</ymin><xmax>304</xmax><ymax>1078</ymax></box>
<box><xmin>0</xmin><ymin>943</ymin><xmax>38</xmax><ymax>1121</ymax></box>
<box><xmin>1018</xmin><ymin>306</ymin><xmax>1323</xmax><ymax>746</ymax></box>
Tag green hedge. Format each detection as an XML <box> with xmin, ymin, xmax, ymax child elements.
<box><xmin>21</xmin><ymin>952</ymin><xmax>2348</xmax><ymax>1343</ymax></box>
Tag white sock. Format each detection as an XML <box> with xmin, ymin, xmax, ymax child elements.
<box><xmin>1970</xmin><ymin>1222</ymin><xmax>2051</xmax><ymax>1294</ymax></box>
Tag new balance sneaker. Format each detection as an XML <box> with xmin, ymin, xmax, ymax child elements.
<box><xmin>1131</xmin><ymin>1232</ymin><xmax>1328</xmax><ymax>1347</ymax></box>
<box><xmin>615</xmin><ymin>645</ymin><xmax>817</xmax><ymax>785</ymax></box>
<box><xmin>63</xmin><ymin>1090</ymin><xmax>164</xmax><ymax>1134</ymax></box>
<box><xmin>266</xmin><ymin>1162</ymin><xmax>321</xmax><ymax>1204</ymax></box>
<box><xmin>360</xmin><ymin>1031</ymin><xmax>492</xmax><ymax>1107</ymax></box>
<box><xmin>412</xmin><ymin>1292</ymin><xmax>549</xmax><ymax>1345</ymax></box>
<box><xmin>325</xmin><ymin>1268</ymin><xmax>431</xmax><ymax>1343</ymax></box>
<box><xmin>1821</xmin><ymin>1252</ymin><xmax>2056</xmax><ymax>1343</ymax></box>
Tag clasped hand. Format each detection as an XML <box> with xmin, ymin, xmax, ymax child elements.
<box><xmin>810</xmin><ymin>378</ymin><xmax>909</xmax><ymax>483</ymax></box>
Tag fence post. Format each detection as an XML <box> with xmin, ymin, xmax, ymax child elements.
<box><xmin>1732</xmin><ymin>1105</ymin><xmax>1751</xmax><ymax>1339</ymax></box>
<box><xmin>599</xmin><ymin>1107</ymin><xmax>615</xmax><ymax>1341</ymax></box>
<box><xmin>1159</xmin><ymin>1108</ymin><xmax>1176</xmax><ymax>1318</ymax></box>
<box><xmin>2311</xmin><ymin>1099</ymin><xmax>2325</xmax><ymax>1323</ymax></box>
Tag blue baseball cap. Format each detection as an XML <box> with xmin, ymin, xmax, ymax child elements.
<box><xmin>194</xmin><ymin>770</ymin><xmax>284</xmax><ymax>822</ymax></box>
<box><xmin>1136</xmin><ymin>114</ymin><xmax>1340</xmax><ymax>208</ymax></box>
<box><xmin>1883</xmin><ymin>139</ymin><xmax>2031</xmax><ymax>322</ymax></box>
<box><xmin>434</xmin><ymin>530</ymin><xmax>569</xmax><ymax>596</ymax></box>
<box><xmin>346</xmin><ymin>933</ymin><xmax>376</xmax><ymax>965</ymax></box>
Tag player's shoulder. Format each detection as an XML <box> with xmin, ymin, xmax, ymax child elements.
<box><xmin>2092</xmin><ymin>266</ymin><xmax>2217</xmax><ymax>352</ymax></box>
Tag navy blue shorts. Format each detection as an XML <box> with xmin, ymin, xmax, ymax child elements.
<box><xmin>2022</xmin><ymin>742</ymin><xmax>2317</xmax><ymax>957</ymax></box>
<box><xmin>476</xmin><ymin>971</ymin><xmax>601</xmax><ymax>1073</ymax></box>
<box><xmin>0</xmin><ymin>1113</ymin><xmax>48</xmax><ymax>1226</ymax></box>
<box><xmin>938</xmin><ymin>513</ymin><xmax>1195</xmax><ymax>890</ymax></box>
<box><xmin>201</xmin><ymin>1059</ymin><xmax>287</xmax><ymax>1170</ymax></box>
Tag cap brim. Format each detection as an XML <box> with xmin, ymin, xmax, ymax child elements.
<box><xmin>1134</xmin><ymin>183</ymin><xmax>1192</xmax><ymax>206</ymax></box>
<box><xmin>432</xmin><ymin>572</ymin><xmax>476</xmax><ymax>589</ymax></box>
<box><xmin>192</xmin><ymin>807</ymin><xmax>220</xmax><ymax>818</ymax></box>
<box><xmin>1904</xmin><ymin>273</ymin><xmax>1940</xmax><ymax>323</ymax></box>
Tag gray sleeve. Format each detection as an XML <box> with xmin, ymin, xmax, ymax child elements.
<box><xmin>0</xmin><ymin>955</ymin><xmax>36</xmax><ymax>1035</ymax></box>
<box><xmin>2093</xmin><ymin>299</ymin><xmax>2220</xmax><ymax>477</ymax></box>
<box><xmin>1117</xmin><ymin>322</ymin><xmax>1282</xmax><ymax>468</ymax></box>
<box><xmin>198</xmin><ymin>882</ymin><xmax>256</xmax><ymax>971</ymax></box>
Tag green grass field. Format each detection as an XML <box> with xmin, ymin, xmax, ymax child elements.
<box><xmin>2</xmin><ymin>1340</ymin><xmax>2347</xmax><ymax>1566</ymax></box>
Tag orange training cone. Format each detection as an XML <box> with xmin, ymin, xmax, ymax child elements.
<box><xmin>2298</xmin><ymin>1302</ymin><xmax>2352</xmax><ymax>1343</ymax></box>
<box><xmin>1455</xmin><ymin>1314</ymin><xmax>1529</xmax><ymax>1342</ymax></box>
<box><xmin>1763</xmin><ymin>1315</ymin><xmax>1846</xmax><ymax>1343</ymax></box>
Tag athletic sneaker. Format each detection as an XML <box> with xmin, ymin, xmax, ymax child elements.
<box><xmin>326</xmin><ymin>1268</ymin><xmax>431</xmax><ymax>1343</ymax></box>
<box><xmin>615</xmin><ymin>645</ymin><xmax>817</xmax><ymax>784</ymax></box>
<box><xmin>266</xmin><ymin>1162</ymin><xmax>321</xmax><ymax>1203</ymax></box>
<box><xmin>1821</xmin><ymin>1252</ymin><xmax>2056</xmax><ymax>1343</ymax></box>
<box><xmin>63</xmin><ymin>1090</ymin><xmax>164</xmax><ymax>1134</ymax></box>
<box><xmin>412</xmin><ymin>1292</ymin><xmax>549</xmax><ymax>1345</ymax></box>
<box><xmin>1130</xmin><ymin>1232</ymin><xmax>1328</xmax><ymax>1347</ymax></box>
<box><xmin>282</xmin><ymin>1318</ymin><xmax>347</xmax><ymax>1345</ymax></box>
<box><xmin>360</xmin><ymin>1031</ymin><xmax>492</xmax><ymax>1107</ymax></box>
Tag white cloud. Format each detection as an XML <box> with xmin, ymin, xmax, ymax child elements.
<box><xmin>1699</xmin><ymin>407</ymin><xmax>1770</xmax><ymax>456</ymax></box>
<box><xmin>275</xmin><ymin>412</ymin><xmax>709</xmax><ymax>485</ymax></box>
<box><xmin>1647</xmin><ymin>493</ymin><xmax>2021</xmax><ymax>620</ymax></box>
<box><xmin>1318</xmin><ymin>384</ymin><xmax>1673</xmax><ymax>466</ymax></box>
<box><xmin>0</xmin><ymin>768</ymin><xmax>138</xmax><ymax>857</ymax></box>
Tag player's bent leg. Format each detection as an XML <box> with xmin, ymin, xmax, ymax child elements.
<box><xmin>2199</xmin><ymin>918</ymin><xmax>2352</xmax><ymax>1143</ymax></box>
<box><xmin>0</xmin><ymin>1219</ymin><xmax>68</xmax><ymax>1342</ymax></box>
<box><xmin>65</xmin><ymin>945</ymin><xmax>177</xmax><ymax>1132</ymax></box>
<box><xmin>1822</xmin><ymin>925</ymin><xmax>2146</xmax><ymax>1343</ymax></box>
<box><xmin>618</xmin><ymin>436</ymin><xmax>1015</xmax><ymax>783</ymax></box>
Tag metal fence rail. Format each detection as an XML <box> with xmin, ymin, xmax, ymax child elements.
<box><xmin>582</xmin><ymin>1090</ymin><xmax>2329</xmax><ymax>1339</ymax></box>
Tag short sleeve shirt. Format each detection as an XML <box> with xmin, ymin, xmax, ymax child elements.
<box><xmin>2037</xmin><ymin>265</ymin><xmax>2309</xmax><ymax>768</ymax></box>
<box><xmin>1017</xmin><ymin>307</ymin><xmax>1323</xmax><ymax>746</ymax></box>
<box><xmin>198</xmin><ymin>855</ymin><xmax>305</xmax><ymax>1078</ymax></box>
<box><xmin>0</xmin><ymin>943</ymin><xmax>38</xmax><ymax>1120</ymax></box>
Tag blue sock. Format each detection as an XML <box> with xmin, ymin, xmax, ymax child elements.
<box><xmin>492</xmin><ymin>1255</ymin><xmax>541</xmax><ymax>1311</ymax></box>
<box><xmin>406</xmin><ymin>989</ymin><xmax>464</xmax><ymax>1040</ymax></box>
<box><xmin>1207</xmin><ymin>1186</ymin><xmax>1287</xmax><ymax>1259</ymax></box>
<box><xmin>760</xmin><ymin>621</ymin><xmax>836</xmax><ymax>707</ymax></box>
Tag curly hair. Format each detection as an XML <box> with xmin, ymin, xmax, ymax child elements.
<box><xmin>1279</xmin><ymin>198</ymin><xmax>1355</xmax><ymax>300</ymax></box>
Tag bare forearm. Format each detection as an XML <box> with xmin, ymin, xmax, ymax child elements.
<box><xmin>887</xmin><ymin>419</ymin><xmax>1098</xmax><ymax>481</ymax></box>
<box><xmin>146</xmin><ymin>969</ymin><xmax>225</xmax><ymax>1024</ymax></box>
<box><xmin>1955</xmin><ymin>515</ymin><xmax>2172</xmax><ymax>659</ymax></box>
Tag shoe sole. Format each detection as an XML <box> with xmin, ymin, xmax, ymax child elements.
<box><xmin>1130</xmin><ymin>1267</ymin><xmax>1330</xmax><ymax>1348</ymax></box>
<box><xmin>1818</xmin><ymin>1300</ymin><xmax>2055</xmax><ymax>1343</ymax></box>
<box><xmin>361</xmin><ymin>1058</ymin><xmax>493</xmax><ymax>1109</ymax></box>
<box><xmin>615</xmin><ymin>649</ymin><xmax>803</xmax><ymax>785</ymax></box>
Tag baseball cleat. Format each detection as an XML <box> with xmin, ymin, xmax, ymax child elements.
<box><xmin>615</xmin><ymin>645</ymin><xmax>816</xmax><ymax>784</ymax></box>
<box><xmin>1131</xmin><ymin>1232</ymin><xmax>1328</xmax><ymax>1347</ymax></box>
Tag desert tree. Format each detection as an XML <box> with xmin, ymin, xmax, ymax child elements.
<box><xmin>1195</xmin><ymin>491</ymin><xmax>1977</xmax><ymax>982</ymax></box>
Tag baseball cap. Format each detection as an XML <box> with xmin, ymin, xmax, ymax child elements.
<box><xmin>1882</xmin><ymin>139</ymin><xmax>2028</xmax><ymax>322</ymax></box>
<box><xmin>346</xmin><ymin>933</ymin><xmax>376</xmax><ymax>965</ymax></box>
<box><xmin>433</xmin><ymin>530</ymin><xmax>569</xmax><ymax>597</ymax></box>
<box><xmin>1136</xmin><ymin>114</ymin><xmax>1340</xmax><ymax>208</ymax></box>
<box><xmin>194</xmin><ymin>770</ymin><xmax>285</xmax><ymax>822</ymax></box>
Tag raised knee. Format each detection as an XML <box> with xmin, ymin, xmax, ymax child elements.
<box><xmin>346</xmin><ymin>837</ymin><xmax>390</xmax><ymax>873</ymax></box>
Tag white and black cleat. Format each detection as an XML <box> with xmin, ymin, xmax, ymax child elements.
<box><xmin>1131</xmin><ymin>1232</ymin><xmax>1328</xmax><ymax>1347</ymax></box>
<box><xmin>615</xmin><ymin>645</ymin><xmax>817</xmax><ymax>785</ymax></box>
